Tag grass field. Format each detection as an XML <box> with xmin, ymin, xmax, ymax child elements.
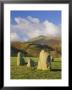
<box><xmin>11</xmin><ymin>57</ymin><xmax>61</xmax><ymax>79</ymax></box>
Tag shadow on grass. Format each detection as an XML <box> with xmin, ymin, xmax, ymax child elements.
<box><xmin>52</xmin><ymin>61</ymin><xmax>61</xmax><ymax>62</ymax></box>
<box><xmin>50</xmin><ymin>68</ymin><xmax>61</xmax><ymax>71</ymax></box>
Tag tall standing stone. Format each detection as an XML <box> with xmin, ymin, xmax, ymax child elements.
<box><xmin>17</xmin><ymin>52</ymin><xmax>21</xmax><ymax>66</ymax></box>
<box><xmin>17</xmin><ymin>52</ymin><xmax>25</xmax><ymax>66</ymax></box>
<box><xmin>37</xmin><ymin>50</ymin><xmax>49</xmax><ymax>70</ymax></box>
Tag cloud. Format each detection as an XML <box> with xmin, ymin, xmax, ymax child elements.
<box><xmin>43</xmin><ymin>20</ymin><xmax>61</xmax><ymax>37</ymax></box>
<box><xmin>11</xmin><ymin>16</ymin><xmax>61</xmax><ymax>42</ymax></box>
<box><xmin>27</xmin><ymin>16</ymin><xmax>40</xmax><ymax>23</ymax></box>
<box><xmin>11</xmin><ymin>32</ymin><xmax>19</xmax><ymax>41</ymax></box>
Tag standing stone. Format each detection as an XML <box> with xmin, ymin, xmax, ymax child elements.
<box><xmin>17</xmin><ymin>52</ymin><xmax>25</xmax><ymax>66</ymax></box>
<box><xmin>37</xmin><ymin>49</ymin><xmax>49</xmax><ymax>70</ymax></box>
<box><xmin>27</xmin><ymin>58</ymin><xmax>31</xmax><ymax>67</ymax></box>
<box><xmin>27</xmin><ymin>57</ymin><xmax>35</xmax><ymax>68</ymax></box>
<box><xmin>17</xmin><ymin>52</ymin><xmax>21</xmax><ymax>66</ymax></box>
<box><xmin>27</xmin><ymin>58</ymin><xmax>34</xmax><ymax>67</ymax></box>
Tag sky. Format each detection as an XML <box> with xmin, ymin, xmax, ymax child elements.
<box><xmin>11</xmin><ymin>11</ymin><xmax>61</xmax><ymax>42</ymax></box>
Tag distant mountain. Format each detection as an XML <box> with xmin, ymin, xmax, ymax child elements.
<box><xmin>11</xmin><ymin>35</ymin><xmax>61</xmax><ymax>57</ymax></box>
<box><xmin>28</xmin><ymin>35</ymin><xmax>61</xmax><ymax>42</ymax></box>
<box><xmin>27</xmin><ymin>35</ymin><xmax>61</xmax><ymax>48</ymax></box>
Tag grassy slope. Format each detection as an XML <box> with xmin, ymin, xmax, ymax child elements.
<box><xmin>11</xmin><ymin>36</ymin><xmax>61</xmax><ymax>57</ymax></box>
<box><xmin>11</xmin><ymin>57</ymin><xmax>61</xmax><ymax>79</ymax></box>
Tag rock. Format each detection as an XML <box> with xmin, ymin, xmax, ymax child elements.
<box><xmin>27</xmin><ymin>58</ymin><xmax>34</xmax><ymax>67</ymax></box>
<box><xmin>27</xmin><ymin>58</ymin><xmax>31</xmax><ymax>67</ymax></box>
<box><xmin>17</xmin><ymin>52</ymin><xmax>25</xmax><ymax>66</ymax></box>
<box><xmin>37</xmin><ymin>50</ymin><xmax>49</xmax><ymax>70</ymax></box>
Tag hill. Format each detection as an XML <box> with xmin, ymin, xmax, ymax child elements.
<box><xmin>11</xmin><ymin>35</ymin><xmax>61</xmax><ymax>57</ymax></box>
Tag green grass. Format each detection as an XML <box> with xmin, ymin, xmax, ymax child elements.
<box><xmin>11</xmin><ymin>57</ymin><xmax>61</xmax><ymax>79</ymax></box>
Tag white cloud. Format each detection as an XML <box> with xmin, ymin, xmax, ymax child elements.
<box><xmin>11</xmin><ymin>16</ymin><xmax>61</xmax><ymax>42</ymax></box>
<box><xmin>11</xmin><ymin>32</ymin><xmax>19</xmax><ymax>41</ymax></box>
<box><xmin>27</xmin><ymin>16</ymin><xmax>40</xmax><ymax>23</ymax></box>
<box><xmin>43</xmin><ymin>20</ymin><xmax>60</xmax><ymax>37</ymax></box>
